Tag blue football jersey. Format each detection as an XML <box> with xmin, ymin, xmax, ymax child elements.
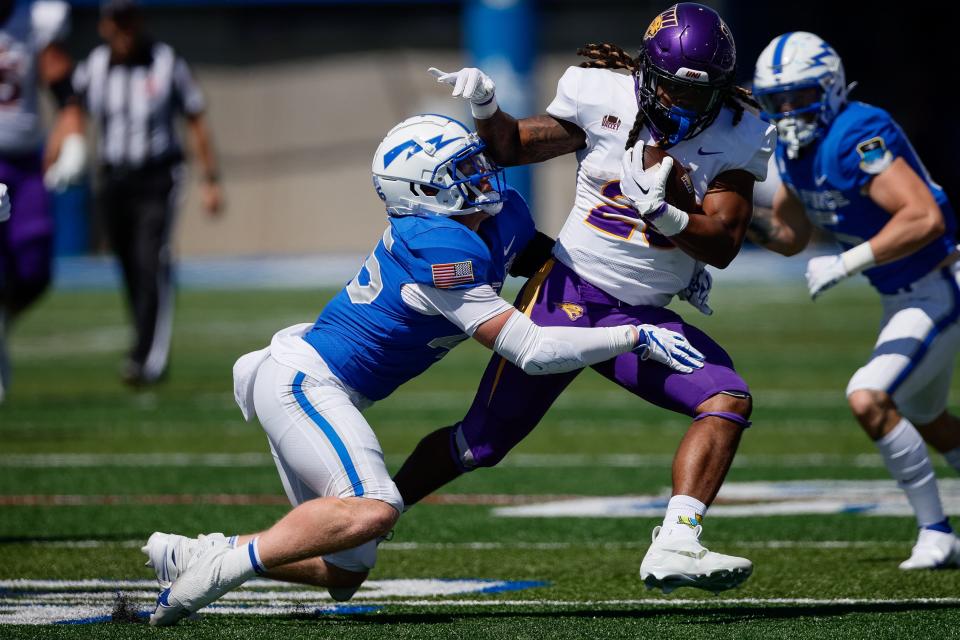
<box><xmin>303</xmin><ymin>188</ymin><xmax>536</xmax><ymax>401</ymax></box>
<box><xmin>777</xmin><ymin>101</ymin><xmax>956</xmax><ymax>294</ymax></box>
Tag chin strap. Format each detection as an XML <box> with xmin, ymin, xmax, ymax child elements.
<box><xmin>666</xmin><ymin>111</ymin><xmax>693</xmax><ymax>145</ymax></box>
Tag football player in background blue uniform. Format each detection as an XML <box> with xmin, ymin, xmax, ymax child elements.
<box><xmin>751</xmin><ymin>32</ymin><xmax>960</xmax><ymax>569</ymax></box>
<box><xmin>140</xmin><ymin>114</ymin><xmax>704</xmax><ymax>626</ymax></box>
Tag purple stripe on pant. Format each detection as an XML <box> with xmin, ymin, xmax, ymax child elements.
<box><xmin>456</xmin><ymin>259</ymin><xmax>750</xmax><ymax>469</ymax></box>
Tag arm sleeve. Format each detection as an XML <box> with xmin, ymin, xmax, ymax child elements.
<box><xmin>545</xmin><ymin>66</ymin><xmax>582</xmax><ymax>127</ymax></box>
<box><xmin>403</xmin><ymin>282</ymin><xmax>637</xmax><ymax>373</ymax></box>
<box><xmin>400</xmin><ymin>283</ymin><xmax>513</xmax><ymax>335</ymax></box>
<box><xmin>493</xmin><ymin>310</ymin><xmax>637</xmax><ymax>375</ymax></box>
<box><xmin>172</xmin><ymin>57</ymin><xmax>206</xmax><ymax>116</ymax></box>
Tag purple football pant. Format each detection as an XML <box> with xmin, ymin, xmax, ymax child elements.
<box><xmin>455</xmin><ymin>259</ymin><xmax>750</xmax><ymax>469</ymax></box>
<box><xmin>0</xmin><ymin>153</ymin><xmax>53</xmax><ymax>316</ymax></box>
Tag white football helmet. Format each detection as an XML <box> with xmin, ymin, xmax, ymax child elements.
<box><xmin>753</xmin><ymin>32</ymin><xmax>850</xmax><ymax>159</ymax></box>
<box><xmin>371</xmin><ymin>114</ymin><xmax>505</xmax><ymax>217</ymax></box>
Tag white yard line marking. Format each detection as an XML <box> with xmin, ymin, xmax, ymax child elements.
<box><xmin>493</xmin><ymin>479</ymin><xmax>960</xmax><ymax>519</ymax></box>
<box><xmin>3</xmin><ymin>576</ymin><xmax>956</xmax><ymax>625</ymax></box>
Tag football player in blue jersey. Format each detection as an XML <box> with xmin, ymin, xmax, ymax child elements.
<box><xmin>750</xmin><ymin>32</ymin><xmax>960</xmax><ymax>569</ymax></box>
<box><xmin>139</xmin><ymin>114</ymin><xmax>705</xmax><ymax>626</ymax></box>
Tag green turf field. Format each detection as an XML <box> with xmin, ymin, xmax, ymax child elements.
<box><xmin>2</xmin><ymin>281</ymin><xmax>960</xmax><ymax>638</ymax></box>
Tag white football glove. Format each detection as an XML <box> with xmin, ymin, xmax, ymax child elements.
<box><xmin>0</xmin><ymin>183</ymin><xmax>10</xmax><ymax>223</ymax></box>
<box><xmin>634</xmin><ymin>324</ymin><xmax>705</xmax><ymax>374</ymax></box>
<box><xmin>678</xmin><ymin>262</ymin><xmax>714</xmax><ymax>316</ymax></box>
<box><xmin>619</xmin><ymin>144</ymin><xmax>689</xmax><ymax>236</ymax></box>
<box><xmin>43</xmin><ymin>133</ymin><xmax>87</xmax><ymax>193</ymax></box>
<box><xmin>428</xmin><ymin>67</ymin><xmax>498</xmax><ymax>119</ymax></box>
<box><xmin>805</xmin><ymin>254</ymin><xmax>849</xmax><ymax>300</ymax></box>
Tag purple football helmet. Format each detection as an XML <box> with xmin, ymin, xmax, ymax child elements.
<box><xmin>637</xmin><ymin>3</ymin><xmax>737</xmax><ymax>145</ymax></box>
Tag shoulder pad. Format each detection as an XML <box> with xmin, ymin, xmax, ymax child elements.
<box><xmin>389</xmin><ymin>217</ymin><xmax>493</xmax><ymax>289</ymax></box>
<box><xmin>823</xmin><ymin>102</ymin><xmax>900</xmax><ymax>186</ymax></box>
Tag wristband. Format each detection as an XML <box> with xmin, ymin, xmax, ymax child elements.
<box><xmin>470</xmin><ymin>94</ymin><xmax>499</xmax><ymax>120</ymax></box>
<box><xmin>643</xmin><ymin>202</ymin><xmax>690</xmax><ymax>237</ymax></box>
<box><xmin>840</xmin><ymin>241</ymin><xmax>875</xmax><ymax>275</ymax></box>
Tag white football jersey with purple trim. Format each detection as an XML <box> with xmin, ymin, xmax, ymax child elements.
<box><xmin>547</xmin><ymin>66</ymin><xmax>775</xmax><ymax>307</ymax></box>
<box><xmin>0</xmin><ymin>0</ymin><xmax>69</xmax><ymax>154</ymax></box>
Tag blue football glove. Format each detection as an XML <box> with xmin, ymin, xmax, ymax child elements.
<box><xmin>634</xmin><ymin>324</ymin><xmax>705</xmax><ymax>374</ymax></box>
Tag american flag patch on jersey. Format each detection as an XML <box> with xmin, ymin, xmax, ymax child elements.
<box><xmin>431</xmin><ymin>261</ymin><xmax>474</xmax><ymax>288</ymax></box>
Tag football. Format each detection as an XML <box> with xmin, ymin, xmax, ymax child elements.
<box><xmin>641</xmin><ymin>144</ymin><xmax>701</xmax><ymax>214</ymax></box>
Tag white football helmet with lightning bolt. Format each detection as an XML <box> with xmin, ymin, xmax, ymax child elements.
<box><xmin>371</xmin><ymin>114</ymin><xmax>505</xmax><ymax>217</ymax></box>
<box><xmin>753</xmin><ymin>32</ymin><xmax>851</xmax><ymax>158</ymax></box>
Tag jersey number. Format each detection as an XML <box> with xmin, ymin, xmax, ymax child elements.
<box><xmin>585</xmin><ymin>181</ymin><xmax>674</xmax><ymax>248</ymax></box>
<box><xmin>346</xmin><ymin>252</ymin><xmax>383</xmax><ymax>304</ymax></box>
<box><xmin>427</xmin><ymin>334</ymin><xmax>468</xmax><ymax>360</ymax></box>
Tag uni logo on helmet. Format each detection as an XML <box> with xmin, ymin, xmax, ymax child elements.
<box><xmin>679</xmin><ymin>68</ymin><xmax>709</xmax><ymax>82</ymax></box>
<box><xmin>382</xmin><ymin>135</ymin><xmax>462</xmax><ymax>169</ymax></box>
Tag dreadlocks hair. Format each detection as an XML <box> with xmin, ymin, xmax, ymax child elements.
<box><xmin>576</xmin><ymin>42</ymin><xmax>763</xmax><ymax>150</ymax></box>
<box><xmin>724</xmin><ymin>85</ymin><xmax>763</xmax><ymax>127</ymax></box>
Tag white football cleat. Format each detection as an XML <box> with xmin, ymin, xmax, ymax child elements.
<box><xmin>639</xmin><ymin>525</ymin><xmax>753</xmax><ymax>594</ymax></box>
<box><xmin>899</xmin><ymin>528</ymin><xmax>960</xmax><ymax>570</ymax></box>
<box><xmin>149</xmin><ymin>538</ymin><xmax>242</xmax><ymax>627</ymax></box>
<box><xmin>142</xmin><ymin>531</ymin><xmax>229</xmax><ymax>589</ymax></box>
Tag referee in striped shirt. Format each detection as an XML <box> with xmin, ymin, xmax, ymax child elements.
<box><xmin>73</xmin><ymin>0</ymin><xmax>222</xmax><ymax>385</ymax></box>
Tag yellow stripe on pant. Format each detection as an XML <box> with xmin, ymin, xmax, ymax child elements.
<box><xmin>486</xmin><ymin>258</ymin><xmax>555</xmax><ymax>405</ymax></box>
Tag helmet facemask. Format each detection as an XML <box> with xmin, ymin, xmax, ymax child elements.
<box><xmin>435</xmin><ymin>138</ymin><xmax>506</xmax><ymax>216</ymax></box>
<box><xmin>636</xmin><ymin>54</ymin><xmax>728</xmax><ymax>146</ymax></box>
<box><xmin>755</xmin><ymin>82</ymin><xmax>829</xmax><ymax>159</ymax></box>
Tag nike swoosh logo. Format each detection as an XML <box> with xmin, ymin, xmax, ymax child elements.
<box><xmin>503</xmin><ymin>236</ymin><xmax>515</xmax><ymax>256</ymax></box>
<box><xmin>663</xmin><ymin>548</ymin><xmax>708</xmax><ymax>559</ymax></box>
<box><xmin>638</xmin><ymin>185</ymin><xmax>650</xmax><ymax>195</ymax></box>
<box><xmin>697</xmin><ymin>147</ymin><xmax>723</xmax><ymax>156</ymax></box>
<box><xmin>815</xmin><ymin>175</ymin><xmax>828</xmax><ymax>186</ymax></box>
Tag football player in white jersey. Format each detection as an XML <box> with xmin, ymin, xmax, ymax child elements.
<box><xmin>0</xmin><ymin>0</ymin><xmax>86</xmax><ymax>402</ymax></box>
<box><xmin>393</xmin><ymin>2</ymin><xmax>775</xmax><ymax>594</ymax></box>
<box><xmin>751</xmin><ymin>32</ymin><xmax>960</xmax><ymax>568</ymax></box>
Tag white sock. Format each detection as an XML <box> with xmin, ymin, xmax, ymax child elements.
<box><xmin>944</xmin><ymin>447</ymin><xmax>960</xmax><ymax>474</ymax></box>
<box><xmin>217</xmin><ymin>537</ymin><xmax>265</xmax><ymax>587</ymax></box>
<box><xmin>877</xmin><ymin>419</ymin><xmax>945</xmax><ymax>528</ymax></box>
<box><xmin>661</xmin><ymin>495</ymin><xmax>706</xmax><ymax>536</ymax></box>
